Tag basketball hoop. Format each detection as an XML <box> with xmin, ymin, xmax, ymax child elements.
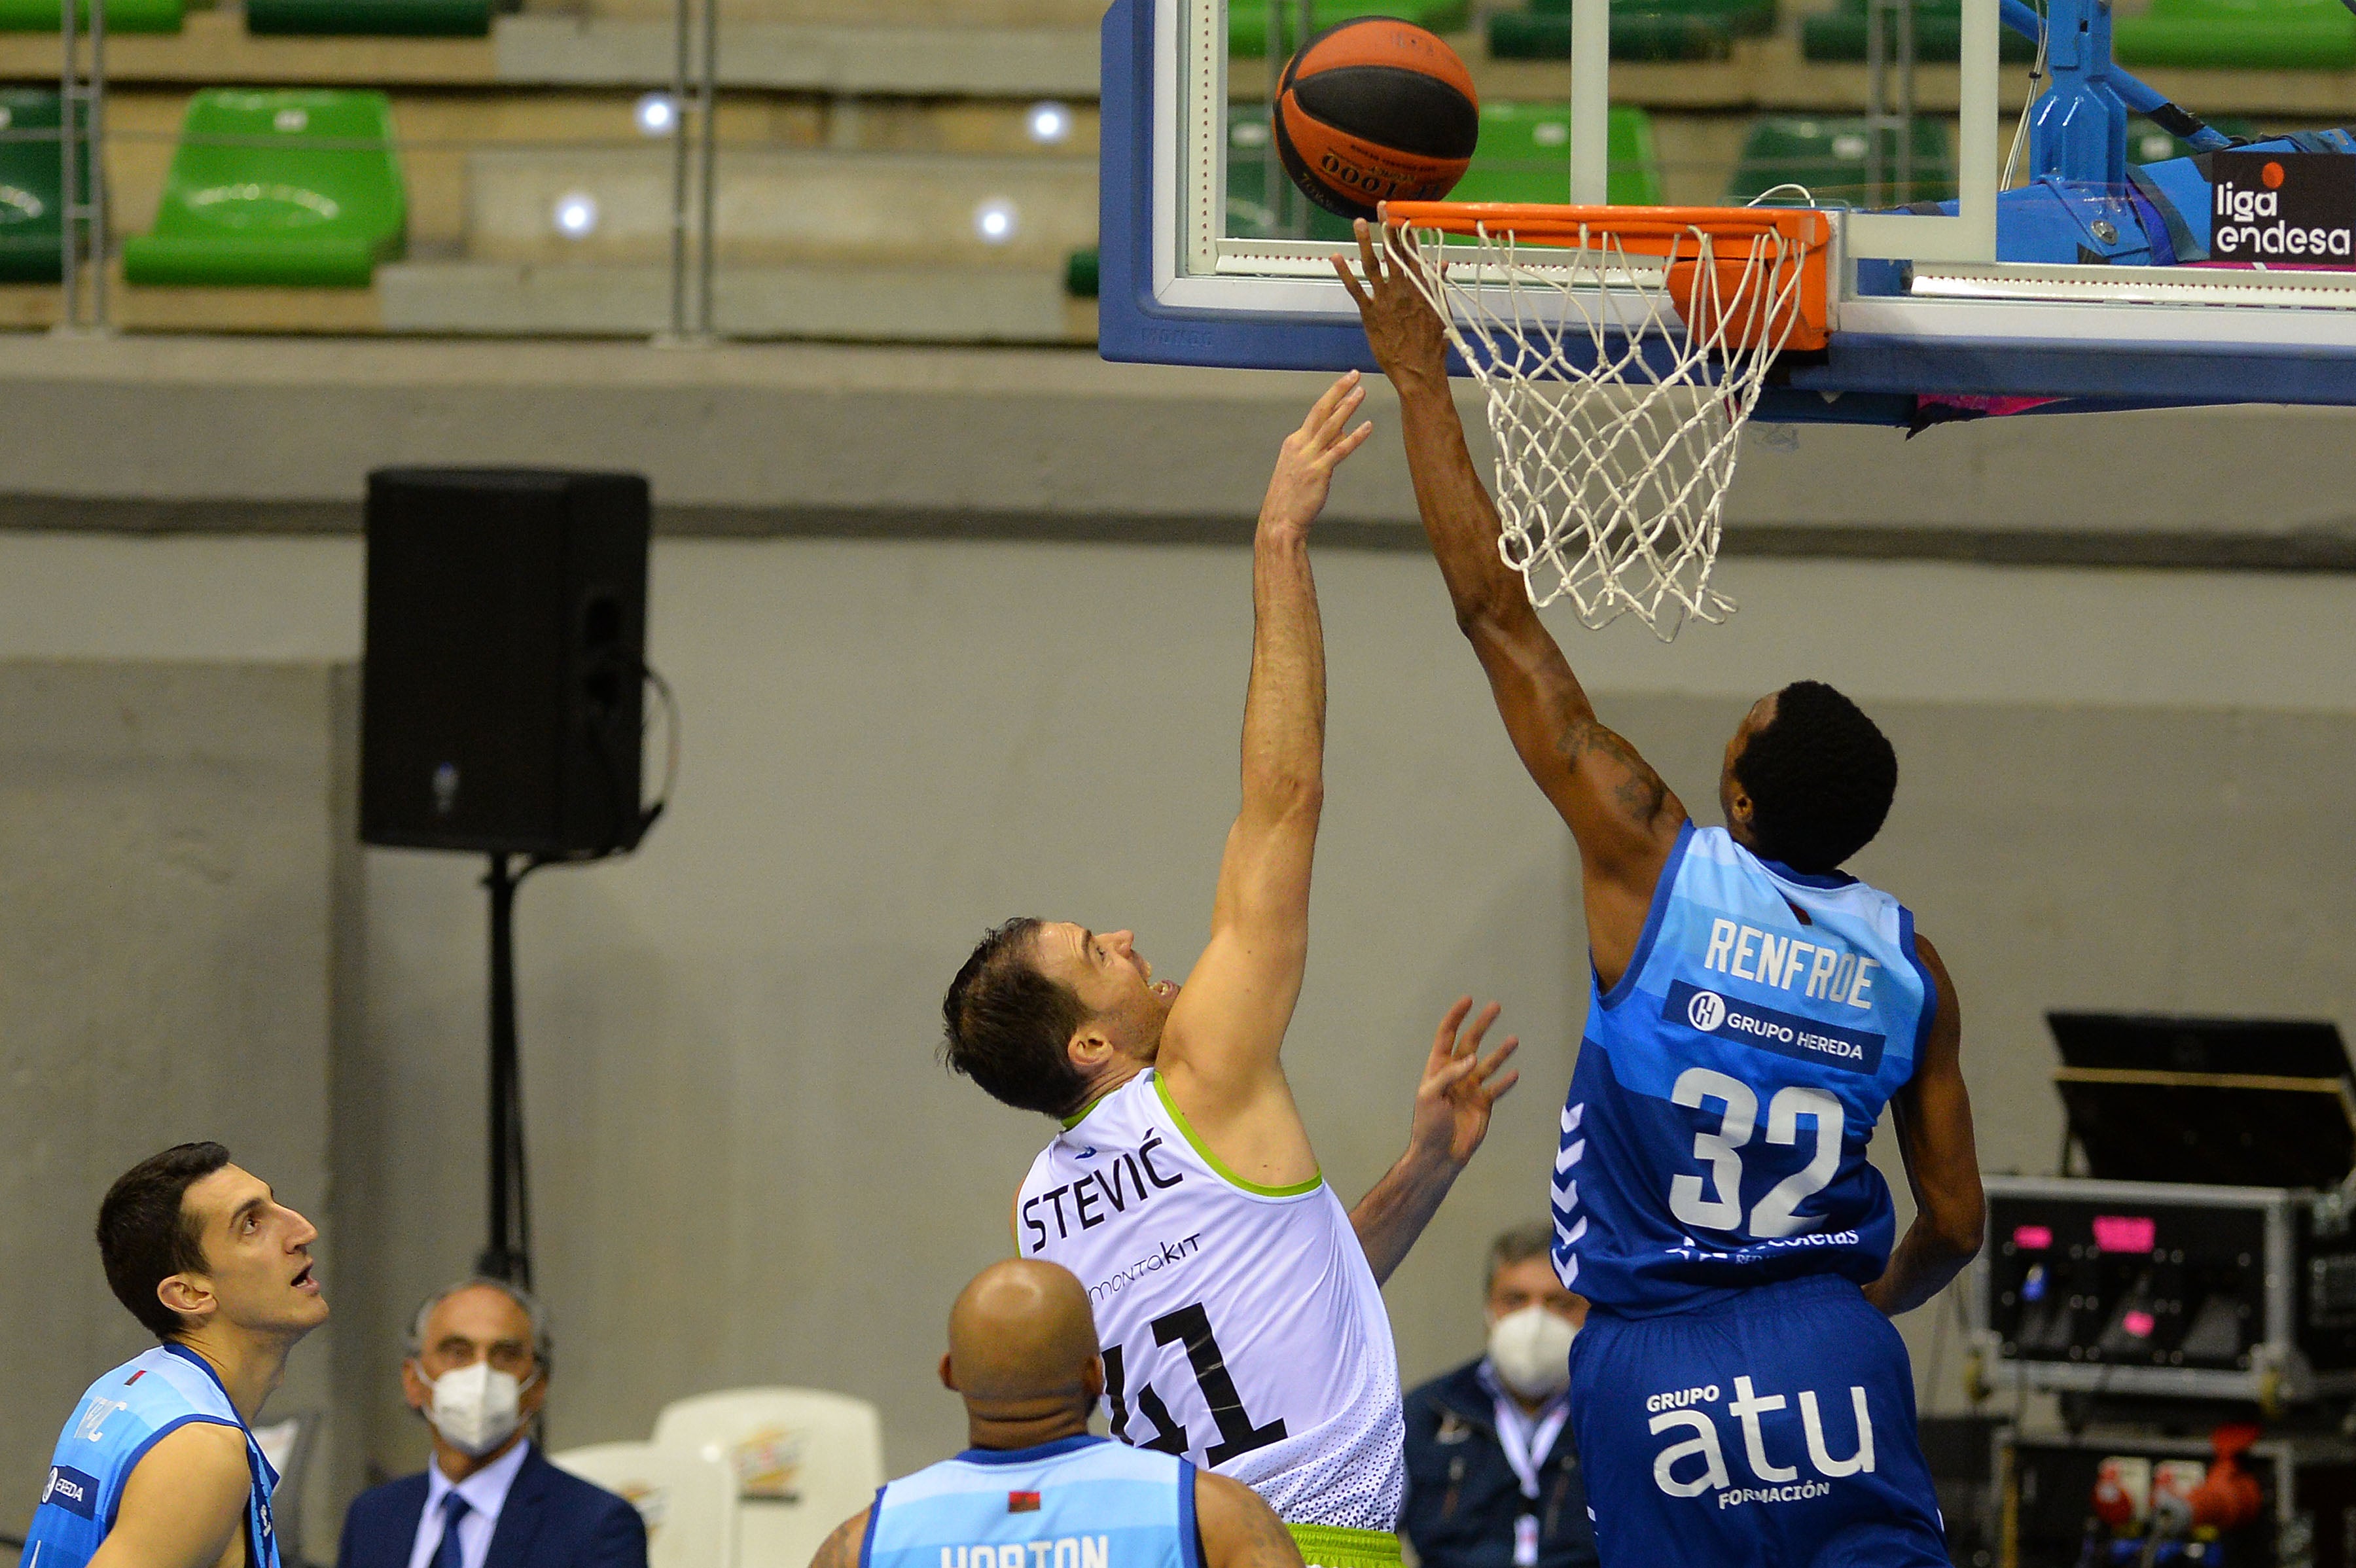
<box><xmin>1378</xmin><ymin>203</ymin><xmax>1834</xmax><ymax>641</ymax></box>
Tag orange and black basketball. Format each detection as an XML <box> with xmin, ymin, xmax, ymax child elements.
<box><xmin>1274</xmin><ymin>18</ymin><xmax>1480</xmax><ymax>221</ymax></box>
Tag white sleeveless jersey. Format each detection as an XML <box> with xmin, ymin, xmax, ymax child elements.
<box><xmin>1016</xmin><ymin>1070</ymin><xmax>1405</xmax><ymax>1531</ymax></box>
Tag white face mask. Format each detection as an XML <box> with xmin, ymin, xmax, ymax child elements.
<box><xmin>1487</xmin><ymin>1304</ymin><xmax>1578</xmax><ymax>1400</ymax></box>
<box><xmin>419</xmin><ymin>1361</ymin><xmax>537</xmax><ymax>1457</ymax></box>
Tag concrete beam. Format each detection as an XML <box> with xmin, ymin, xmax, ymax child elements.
<box><xmin>0</xmin><ymin>333</ymin><xmax>2351</xmax><ymax>567</ymax></box>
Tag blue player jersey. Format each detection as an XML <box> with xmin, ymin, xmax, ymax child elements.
<box><xmin>1554</xmin><ymin>823</ymin><xmax>1936</xmax><ymax>1316</ymax></box>
<box><xmin>19</xmin><ymin>1344</ymin><xmax>282</xmax><ymax>1568</ymax></box>
<box><xmin>863</xmin><ymin>1435</ymin><xmax>1198</xmax><ymax>1568</ymax></box>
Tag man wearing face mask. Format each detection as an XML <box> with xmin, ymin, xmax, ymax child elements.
<box><xmin>1401</xmin><ymin>1225</ymin><xmax>1596</xmax><ymax>1568</ymax></box>
<box><xmin>335</xmin><ymin>1278</ymin><xmax>646</xmax><ymax>1568</ymax></box>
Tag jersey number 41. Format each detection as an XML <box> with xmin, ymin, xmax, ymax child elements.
<box><xmin>1104</xmin><ymin>1302</ymin><xmax>1289</xmax><ymax>1467</ymax></box>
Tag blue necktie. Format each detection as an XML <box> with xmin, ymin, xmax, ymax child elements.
<box><xmin>433</xmin><ymin>1493</ymin><xmax>471</xmax><ymax>1568</ymax></box>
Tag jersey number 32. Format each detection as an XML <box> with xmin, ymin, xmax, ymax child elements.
<box><xmin>1666</xmin><ymin>1067</ymin><xmax>1844</xmax><ymax>1238</ymax></box>
<box><xmin>1103</xmin><ymin>1302</ymin><xmax>1289</xmax><ymax>1467</ymax></box>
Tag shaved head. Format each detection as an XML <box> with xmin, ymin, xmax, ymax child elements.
<box><xmin>940</xmin><ymin>1259</ymin><xmax>1104</xmax><ymax>1448</ymax></box>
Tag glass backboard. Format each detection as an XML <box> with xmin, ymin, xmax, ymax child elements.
<box><xmin>1097</xmin><ymin>0</ymin><xmax>2356</xmax><ymax>423</ymax></box>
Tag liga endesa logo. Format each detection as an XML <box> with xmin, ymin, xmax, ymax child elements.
<box><xmin>2212</xmin><ymin>151</ymin><xmax>2356</xmax><ymax>262</ymax></box>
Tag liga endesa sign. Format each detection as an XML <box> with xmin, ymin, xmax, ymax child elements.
<box><xmin>2211</xmin><ymin>151</ymin><xmax>2356</xmax><ymax>264</ymax></box>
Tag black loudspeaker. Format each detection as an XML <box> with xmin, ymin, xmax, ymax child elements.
<box><xmin>361</xmin><ymin>467</ymin><xmax>651</xmax><ymax>857</ymax></box>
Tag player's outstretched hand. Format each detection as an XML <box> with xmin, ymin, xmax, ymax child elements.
<box><xmin>1259</xmin><ymin>369</ymin><xmax>1374</xmax><ymax>535</ymax></box>
<box><xmin>1408</xmin><ymin>997</ymin><xmax>1521</xmax><ymax>1171</ymax></box>
<box><xmin>1334</xmin><ymin>216</ymin><xmax>1449</xmax><ymax>389</ymax></box>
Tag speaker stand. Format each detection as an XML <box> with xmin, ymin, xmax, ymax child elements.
<box><xmin>478</xmin><ymin>852</ymin><xmax>538</xmax><ymax>1289</ymax></box>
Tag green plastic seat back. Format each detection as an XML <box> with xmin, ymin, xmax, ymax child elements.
<box><xmin>0</xmin><ymin>90</ymin><xmax>65</xmax><ymax>240</ymax></box>
<box><xmin>2143</xmin><ymin>0</ymin><xmax>2347</xmax><ymax>21</ymax></box>
<box><xmin>1726</xmin><ymin>115</ymin><xmax>1954</xmax><ymax>206</ymax></box>
<box><xmin>151</xmin><ymin>89</ymin><xmax>404</xmax><ymax>246</ymax></box>
<box><xmin>1229</xmin><ymin>0</ymin><xmax>1472</xmax><ymax>58</ymax></box>
<box><xmin>1450</xmin><ymin>103</ymin><xmax>1664</xmax><ymax>206</ymax></box>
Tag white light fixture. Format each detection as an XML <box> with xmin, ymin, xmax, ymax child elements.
<box><xmin>274</xmin><ymin>107</ymin><xmax>309</xmax><ymax>134</ymax></box>
<box><xmin>974</xmin><ymin>198</ymin><xmax>1018</xmax><ymax>244</ymax></box>
<box><xmin>1231</xmin><ymin>120</ymin><xmax>1270</xmax><ymax>148</ymax></box>
<box><xmin>553</xmin><ymin>192</ymin><xmax>599</xmax><ymax>238</ymax></box>
<box><xmin>1026</xmin><ymin>100</ymin><xmax>1072</xmax><ymax>145</ymax></box>
<box><xmin>634</xmin><ymin>92</ymin><xmax>677</xmax><ymax>137</ymax></box>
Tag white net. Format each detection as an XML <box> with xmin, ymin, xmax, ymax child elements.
<box><xmin>1386</xmin><ymin>217</ymin><xmax>1817</xmax><ymax>642</ymax></box>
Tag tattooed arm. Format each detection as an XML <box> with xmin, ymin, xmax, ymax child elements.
<box><xmin>1194</xmin><ymin>1472</ymin><xmax>1308</xmax><ymax>1568</ymax></box>
<box><xmin>808</xmin><ymin>1509</ymin><xmax>870</xmax><ymax>1568</ymax></box>
<box><xmin>1336</xmin><ymin>220</ymin><xmax>1686</xmax><ymax>986</ymax></box>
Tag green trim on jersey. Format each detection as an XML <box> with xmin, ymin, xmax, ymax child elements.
<box><xmin>1285</xmin><ymin>1526</ymin><xmax>1403</xmax><ymax>1568</ymax></box>
<box><xmin>1061</xmin><ymin>1095</ymin><xmax>1107</xmax><ymax>1131</ymax></box>
<box><xmin>1151</xmin><ymin>1071</ymin><xmax>1323</xmax><ymax>1197</ymax></box>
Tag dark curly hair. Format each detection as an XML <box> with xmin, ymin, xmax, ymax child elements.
<box><xmin>98</xmin><ymin>1141</ymin><xmax>232</xmax><ymax>1340</ymax></box>
<box><xmin>942</xmin><ymin>918</ymin><xmax>1092</xmax><ymax>1117</ymax></box>
<box><xmin>1732</xmin><ymin>681</ymin><xmax>1897</xmax><ymax>874</ymax></box>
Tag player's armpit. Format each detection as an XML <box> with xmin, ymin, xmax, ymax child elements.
<box><xmin>88</xmin><ymin>1420</ymin><xmax>252</xmax><ymax>1568</ymax></box>
<box><xmin>1193</xmin><ymin>1472</ymin><xmax>1307</xmax><ymax>1568</ymax></box>
<box><xmin>1863</xmin><ymin>932</ymin><xmax>1986</xmax><ymax>1315</ymax></box>
<box><xmin>806</xmin><ymin>1507</ymin><xmax>871</xmax><ymax>1568</ymax></box>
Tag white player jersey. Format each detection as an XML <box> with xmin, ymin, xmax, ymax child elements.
<box><xmin>1016</xmin><ymin>1069</ymin><xmax>1405</xmax><ymax>1531</ymax></box>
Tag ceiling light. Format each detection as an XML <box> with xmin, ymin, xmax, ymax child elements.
<box><xmin>635</xmin><ymin>92</ymin><xmax>677</xmax><ymax>136</ymax></box>
<box><xmin>554</xmin><ymin>192</ymin><xmax>599</xmax><ymax>238</ymax></box>
<box><xmin>974</xmin><ymin>198</ymin><xmax>1018</xmax><ymax>243</ymax></box>
<box><xmin>1026</xmin><ymin>101</ymin><xmax>1072</xmax><ymax>145</ymax></box>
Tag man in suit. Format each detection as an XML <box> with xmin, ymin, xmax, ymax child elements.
<box><xmin>1401</xmin><ymin>1224</ymin><xmax>1596</xmax><ymax>1568</ymax></box>
<box><xmin>337</xmin><ymin>1277</ymin><xmax>647</xmax><ymax>1568</ymax></box>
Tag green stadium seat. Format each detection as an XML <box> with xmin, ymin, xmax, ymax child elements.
<box><xmin>246</xmin><ymin>0</ymin><xmax>488</xmax><ymax>37</ymax></box>
<box><xmin>0</xmin><ymin>0</ymin><xmax>180</xmax><ymax>33</ymax></box>
<box><xmin>2129</xmin><ymin>114</ymin><xmax>2256</xmax><ymax>163</ymax></box>
<box><xmin>1800</xmin><ymin>0</ymin><xmax>2037</xmax><ymax>62</ymax></box>
<box><xmin>1490</xmin><ymin>0</ymin><xmax>1774</xmax><ymax>63</ymax></box>
<box><xmin>1725</xmin><ymin>115</ymin><xmax>1954</xmax><ymax>207</ymax></box>
<box><xmin>2114</xmin><ymin>0</ymin><xmax>2355</xmax><ymax>69</ymax></box>
<box><xmin>1230</xmin><ymin>0</ymin><xmax>1470</xmax><ymax>57</ymax></box>
<box><xmin>1065</xmin><ymin>247</ymin><xmax>1099</xmax><ymax>299</ymax></box>
<box><xmin>1451</xmin><ymin>103</ymin><xmax>1665</xmax><ymax>206</ymax></box>
<box><xmin>122</xmin><ymin>90</ymin><xmax>406</xmax><ymax>288</ymax></box>
<box><xmin>0</xmin><ymin>89</ymin><xmax>91</xmax><ymax>283</ymax></box>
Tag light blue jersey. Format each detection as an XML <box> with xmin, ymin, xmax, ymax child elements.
<box><xmin>19</xmin><ymin>1344</ymin><xmax>282</xmax><ymax>1568</ymax></box>
<box><xmin>863</xmin><ymin>1436</ymin><xmax>1198</xmax><ymax>1568</ymax></box>
<box><xmin>1554</xmin><ymin>823</ymin><xmax>1936</xmax><ymax>1317</ymax></box>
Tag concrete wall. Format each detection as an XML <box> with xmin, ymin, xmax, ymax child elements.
<box><xmin>0</xmin><ymin>660</ymin><xmax>361</xmax><ymax>1558</ymax></box>
<box><xmin>0</xmin><ymin>527</ymin><xmax>2351</xmax><ymax>1544</ymax></box>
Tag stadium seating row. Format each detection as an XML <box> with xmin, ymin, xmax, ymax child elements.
<box><xmin>8</xmin><ymin>0</ymin><xmax>2340</xmax><ymax>70</ymax></box>
<box><xmin>1480</xmin><ymin>0</ymin><xmax>2347</xmax><ymax>69</ymax></box>
<box><xmin>0</xmin><ymin>0</ymin><xmax>489</xmax><ymax>35</ymax></box>
<box><xmin>0</xmin><ymin>84</ymin><xmax>2264</xmax><ymax>292</ymax></box>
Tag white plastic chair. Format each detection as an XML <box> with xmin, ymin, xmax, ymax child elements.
<box><xmin>552</xmin><ymin>1440</ymin><xmax>732</xmax><ymax>1568</ymax></box>
<box><xmin>650</xmin><ymin>1389</ymin><xmax>885</xmax><ymax>1568</ymax></box>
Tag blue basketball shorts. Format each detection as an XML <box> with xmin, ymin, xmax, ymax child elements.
<box><xmin>1567</xmin><ymin>1274</ymin><xmax>1949</xmax><ymax>1568</ymax></box>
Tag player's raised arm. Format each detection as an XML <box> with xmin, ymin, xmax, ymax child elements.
<box><xmin>87</xmin><ymin>1421</ymin><xmax>253</xmax><ymax>1568</ymax></box>
<box><xmin>1158</xmin><ymin>374</ymin><xmax>1371</xmax><ymax>1131</ymax></box>
<box><xmin>1335</xmin><ymin>221</ymin><xmax>1686</xmax><ymax>982</ymax></box>
<box><xmin>1863</xmin><ymin>933</ymin><xmax>1986</xmax><ymax>1315</ymax></box>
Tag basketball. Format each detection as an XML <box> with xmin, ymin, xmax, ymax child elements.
<box><xmin>1274</xmin><ymin>17</ymin><xmax>1480</xmax><ymax>221</ymax></box>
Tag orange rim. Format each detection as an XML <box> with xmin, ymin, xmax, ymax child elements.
<box><xmin>1379</xmin><ymin>201</ymin><xmax>1833</xmax><ymax>254</ymax></box>
<box><xmin>1376</xmin><ymin>201</ymin><xmax>1835</xmax><ymax>352</ymax></box>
